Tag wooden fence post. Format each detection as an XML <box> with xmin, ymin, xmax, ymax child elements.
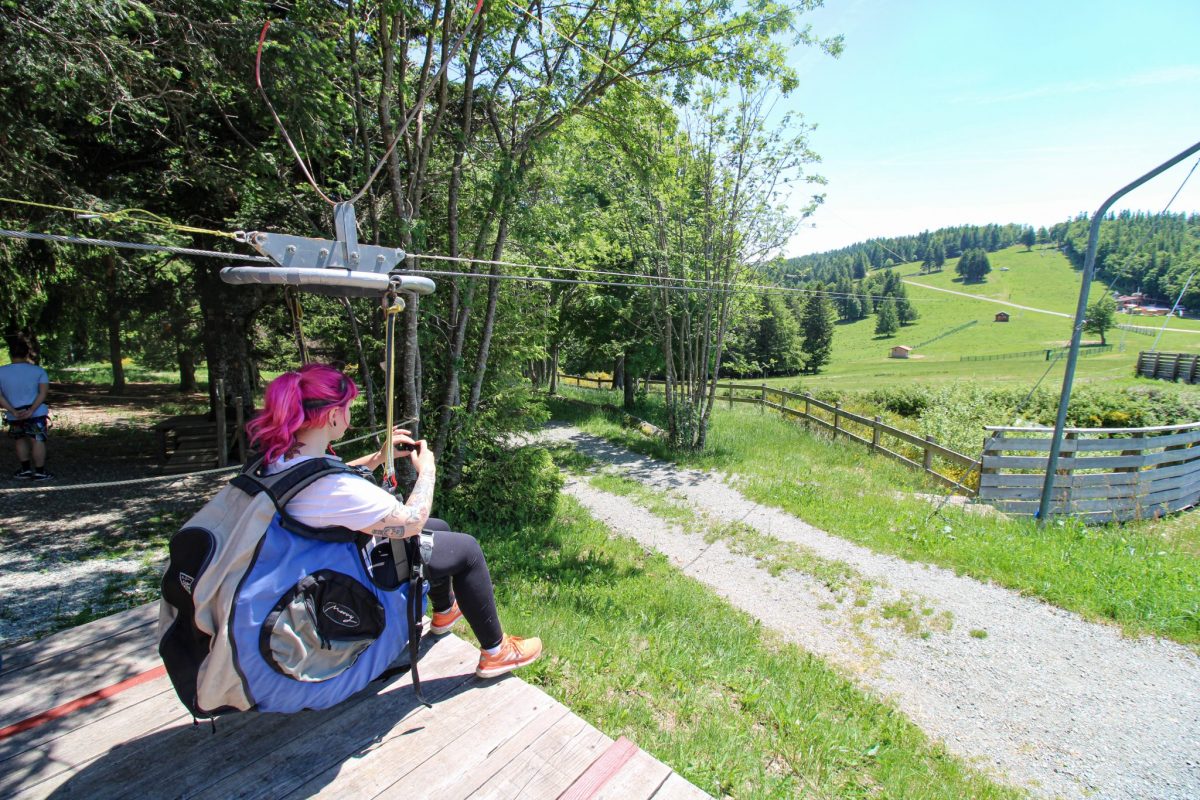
<box><xmin>872</xmin><ymin>416</ymin><xmax>881</xmax><ymax>453</ymax></box>
<box><xmin>760</xmin><ymin>383</ymin><xmax>767</xmax><ymax>412</ymax></box>
<box><xmin>833</xmin><ymin>402</ymin><xmax>840</xmax><ymax>437</ymax></box>
<box><xmin>215</xmin><ymin>378</ymin><xmax>227</xmax><ymax>468</ymax></box>
<box><xmin>804</xmin><ymin>392</ymin><xmax>811</xmax><ymax>419</ymax></box>
<box><xmin>923</xmin><ymin>435</ymin><xmax>935</xmax><ymax>475</ymax></box>
<box><xmin>234</xmin><ymin>396</ymin><xmax>246</xmax><ymax>464</ymax></box>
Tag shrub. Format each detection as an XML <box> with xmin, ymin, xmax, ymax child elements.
<box><xmin>865</xmin><ymin>385</ymin><xmax>931</xmax><ymax>418</ymax></box>
<box><xmin>440</xmin><ymin>446</ymin><xmax>564</xmax><ymax>530</ymax></box>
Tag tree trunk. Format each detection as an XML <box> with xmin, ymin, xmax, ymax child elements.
<box><xmin>548</xmin><ymin>344</ymin><xmax>560</xmax><ymax>395</ymax></box>
<box><xmin>623</xmin><ymin>353</ymin><xmax>636</xmax><ymax>412</ymax></box>
<box><xmin>177</xmin><ymin>347</ymin><xmax>197</xmax><ymax>393</ymax></box>
<box><xmin>613</xmin><ymin>355</ymin><xmax>624</xmax><ymax>390</ymax></box>
<box><xmin>196</xmin><ymin>262</ymin><xmax>260</xmax><ymax>418</ymax></box>
<box><xmin>104</xmin><ymin>254</ymin><xmax>125</xmax><ymax>393</ymax></box>
<box><xmin>340</xmin><ymin>297</ymin><xmax>377</xmax><ymax>437</ymax></box>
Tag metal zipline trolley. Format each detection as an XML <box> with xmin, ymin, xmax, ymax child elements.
<box><xmin>217</xmin><ymin>199</ymin><xmax>438</xmax><ymax>704</ymax></box>
<box><xmin>220</xmin><ymin>200</ymin><xmax>434</xmax><ymax>489</ymax></box>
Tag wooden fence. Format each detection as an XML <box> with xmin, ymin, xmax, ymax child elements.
<box><xmin>978</xmin><ymin>422</ymin><xmax>1200</xmax><ymax>522</ymax></box>
<box><xmin>560</xmin><ymin>375</ymin><xmax>980</xmax><ymax>494</ymax></box>
<box><xmin>1136</xmin><ymin>350</ymin><xmax>1200</xmax><ymax>384</ymax></box>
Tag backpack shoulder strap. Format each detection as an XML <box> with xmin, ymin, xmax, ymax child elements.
<box><xmin>267</xmin><ymin>457</ymin><xmax>357</xmax><ymax>508</ymax></box>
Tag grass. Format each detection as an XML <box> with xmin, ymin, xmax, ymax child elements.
<box><xmin>461</xmin><ymin>496</ymin><xmax>1024</xmax><ymax>799</ymax></box>
<box><xmin>549</xmin><ymin>389</ymin><xmax>1200</xmax><ymax>647</ymax></box>
<box><xmin>741</xmin><ymin>245</ymin><xmax>1200</xmax><ymax>394</ymax></box>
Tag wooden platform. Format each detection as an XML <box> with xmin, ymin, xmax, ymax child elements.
<box><xmin>0</xmin><ymin>605</ymin><xmax>708</xmax><ymax>800</ymax></box>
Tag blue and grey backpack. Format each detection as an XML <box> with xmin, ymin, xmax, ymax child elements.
<box><xmin>158</xmin><ymin>456</ymin><xmax>426</xmax><ymax>717</ymax></box>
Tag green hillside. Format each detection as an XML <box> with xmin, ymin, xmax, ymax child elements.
<box><xmin>782</xmin><ymin>245</ymin><xmax>1200</xmax><ymax>392</ymax></box>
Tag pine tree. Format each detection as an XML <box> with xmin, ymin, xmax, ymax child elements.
<box><xmin>1021</xmin><ymin>227</ymin><xmax>1036</xmax><ymax>251</ymax></box>
<box><xmin>801</xmin><ymin>282</ymin><xmax>836</xmax><ymax>373</ymax></box>
<box><xmin>933</xmin><ymin>238</ymin><xmax>946</xmax><ymax>270</ymax></box>
<box><xmin>895</xmin><ymin>284</ymin><xmax>919</xmax><ymax>324</ymax></box>
<box><xmin>856</xmin><ymin>286</ymin><xmax>872</xmax><ymax>318</ymax></box>
<box><xmin>875</xmin><ymin>298</ymin><xmax>899</xmax><ymax>337</ymax></box>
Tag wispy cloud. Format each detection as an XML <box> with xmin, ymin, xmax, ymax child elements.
<box><xmin>964</xmin><ymin>65</ymin><xmax>1200</xmax><ymax>104</ymax></box>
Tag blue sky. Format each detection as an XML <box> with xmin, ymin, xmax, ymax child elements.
<box><xmin>783</xmin><ymin>1</ymin><xmax>1200</xmax><ymax>256</ymax></box>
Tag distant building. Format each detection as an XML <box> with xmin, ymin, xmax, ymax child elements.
<box><xmin>994</xmin><ymin>311</ymin><xmax>1010</xmax><ymax>322</ymax></box>
<box><xmin>1118</xmin><ymin>292</ymin><xmax>1151</xmax><ymax>305</ymax></box>
<box><xmin>890</xmin><ymin>345</ymin><xmax>913</xmax><ymax>359</ymax></box>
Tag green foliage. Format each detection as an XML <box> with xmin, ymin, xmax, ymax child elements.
<box><xmin>874</xmin><ymin>297</ymin><xmax>899</xmax><ymax>337</ymax></box>
<box><xmin>1055</xmin><ymin>211</ymin><xmax>1200</xmax><ymax>308</ymax></box>
<box><xmin>955</xmin><ymin>248</ymin><xmax>993</xmax><ymax>283</ymax></box>
<box><xmin>800</xmin><ymin>282</ymin><xmax>836</xmax><ymax>373</ymax></box>
<box><xmin>1084</xmin><ymin>293</ymin><xmax>1117</xmax><ymax>345</ymax></box>
<box><xmin>440</xmin><ymin>446</ymin><xmax>564</xmax><ymax>530</ymax></box>
<box><xmin>865</xmin><ymin>385</ymin><xmax>931</xmax><ymax>417</ymax></box>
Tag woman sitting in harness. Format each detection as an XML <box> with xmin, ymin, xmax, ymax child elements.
<box><xmin>246</xmin><ymin>363</ymin><xmax>541</xmax><ymax>679</ymax></box>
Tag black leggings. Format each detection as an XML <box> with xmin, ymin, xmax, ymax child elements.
<box><xmin>422</xmin><ymin>519</ymin><xmax>503</xmax><ymax>650</ymax></box>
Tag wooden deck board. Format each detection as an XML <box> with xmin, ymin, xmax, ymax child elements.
<box><xmin>593</xmin><ymin>749</ymin><xmax>672</xmax><ymax>800</ymax></box>
<box><xmin>0</xmin><ymin>604</ymin><xmax>157</xmax><ymax>677</ymax></box>
<box><xmin>0</xmin><ymin>605</ymin><xmax>710</xmax><ymax>800</ymax></box>
<box><xmin>651</xmin><ymin>772</ymin><xmax>713</xmax><ymax>800</ymax></box>
<box><xmin>466</xmin><ymin>712</ymin><xmax>603</xmax><ymax>800</ymax></box>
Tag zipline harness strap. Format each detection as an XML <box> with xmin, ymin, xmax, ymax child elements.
<box><xmin>377</xmin><ymin>291</ymin><xmax>429</xmax><ymax>706</ymax></box>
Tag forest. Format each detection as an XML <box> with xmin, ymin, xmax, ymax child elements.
<box><xmin>0</xmin><ymin>0</ymin><xmax>843</xmax><ymax>469</ymax></box>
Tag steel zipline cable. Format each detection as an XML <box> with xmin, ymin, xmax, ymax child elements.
<box><xmin>0</xmin><ymin>226</ymin><xmax>961</xmax><ymax>303</ymax></box>
<box><xmin>0</xmin><ymin>428</ymin><xmax>391</xmax><ymax>495</ymax></box>
<box><xmin>0</xmin><ymin>228</ymin><xmax>270</xmax><ymax>263</ymax></box>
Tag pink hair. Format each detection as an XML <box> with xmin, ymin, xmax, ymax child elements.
<box><xmin>246</xmin><ymin>363</ymin><xmax>359</xmax><ymax>463</ymax></box>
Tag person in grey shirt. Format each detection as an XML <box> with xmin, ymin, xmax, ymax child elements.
<box><xmin>0</xmin><ymin>334</ymin><xmax>52</xmax><ymax>480</ymax></box>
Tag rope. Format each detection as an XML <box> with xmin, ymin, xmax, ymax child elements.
<box><xmin>0</xmin><ymin>427</ymin><xmax>389</xmax><ymax>495</ymax></box>
<box><xmin>255</xmin><ymin>22</ymin><xmax>338</xmax><ymax>206</ymax></box>
<box><xmin>0</xmin><ymin>229</ymin><xmax>267</xmax><ymax>262</ymax></box>
<box><xmin>0</xmin><ymin>197</ymin><xmax>240</xmax><ymax>240</ymax></box>
<box><xmin>380</xmin><ymin>295</ymin><xmax>405</xmax><ymax>492</ymax></box>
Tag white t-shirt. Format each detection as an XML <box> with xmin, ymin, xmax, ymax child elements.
<box><xmin>265</xmin><ymin>454</ymin><xmax>399</xmax><ymax>531</ymax></box>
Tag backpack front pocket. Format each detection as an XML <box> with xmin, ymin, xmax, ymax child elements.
<box><xmin>260</xmin><ymin>570</ymin><xmax>385</xmax><ymax>682</ymax></box>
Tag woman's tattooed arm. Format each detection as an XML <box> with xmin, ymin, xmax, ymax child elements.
<box><xmin>363</xmin><ymin>461</ymin><xmax>436</xmax><ymax>539</ymax></box>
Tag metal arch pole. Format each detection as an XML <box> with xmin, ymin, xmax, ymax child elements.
<box><xmin>1037</xmin><ymin>139</ymin><xmax>1200</xmax><ymax>524</ymax></box>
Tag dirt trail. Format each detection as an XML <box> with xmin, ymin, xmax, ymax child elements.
<box><xmin>540</xmin><ymin>424</ymin><xmax>1200</xmax><ymax>800</ymax></box>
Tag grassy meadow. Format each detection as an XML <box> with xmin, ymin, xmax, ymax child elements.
<box><xmin>766</xmin><ymin>245</ymin><xmax>1200</xmax><ymax>393</ymax></box>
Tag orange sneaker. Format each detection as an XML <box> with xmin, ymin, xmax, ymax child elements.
<box><xmin>475</xmin><ymin>634</ymin><xmax>543</xmax><ymax>679</ymax></box>
<box><xmin>430</xmin><ymin>602</ymin><xmax>463</xmax><ymax>634</ymax></box>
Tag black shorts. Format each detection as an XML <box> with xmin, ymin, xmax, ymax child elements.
<box><xmin>6</xmin><ymin>416</ymin><xmax>49</xmax><ymax>442</ymax></box>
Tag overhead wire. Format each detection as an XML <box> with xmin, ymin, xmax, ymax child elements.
<box><xmin>0</xmin><ymin>229</ymin><xmax>269</xmax><ymax>263</ymax></box>
<box><xmin>409</xmin><ymin>253</ymin><xmax>959</xmax><ymax>302</ymax></box>
<box><xmin>0</xmin><ymin>222</ymin><xmax>967</xmax><ymax>305</ymax></box>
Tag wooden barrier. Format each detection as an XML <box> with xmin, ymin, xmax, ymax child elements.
<box><xmin>1136</xmin><ymin>351</ymin><xmax>1200</xmax><ymax>384</ymax></box>
<box><xmin>561</xmin><ymin>373</ymin><xmax>1200</xmax><ymax>521</ymax></box>
<box><xmin>978</xmin><ymin>422</ymin><xmax>1200</xmax><ymax>522</ymax></box>
<box><xmin>568</xmin><ymin>376</ymin><xmax>980</xmax><ymax>495</ymax></box>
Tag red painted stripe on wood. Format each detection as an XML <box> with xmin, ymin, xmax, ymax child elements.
<box><xmin>556</xmin><ymin>735</ymin><xmax>639</xmax><ymax>800</ymax></box>
<box><xmin>0</xmin><ymin>664</ymin><xmax>167</xmax><ymax>741</ymax></box>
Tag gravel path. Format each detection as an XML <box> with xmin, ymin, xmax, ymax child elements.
<box><xmin>0</xmin><ymin>389</ymin><xmax>227</xmax><ymax>646</ymax></box>
<box><xmin>540</xmin><ymin>425</ymin><xmax>1200</xmax><ymax>800</ymax></box>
